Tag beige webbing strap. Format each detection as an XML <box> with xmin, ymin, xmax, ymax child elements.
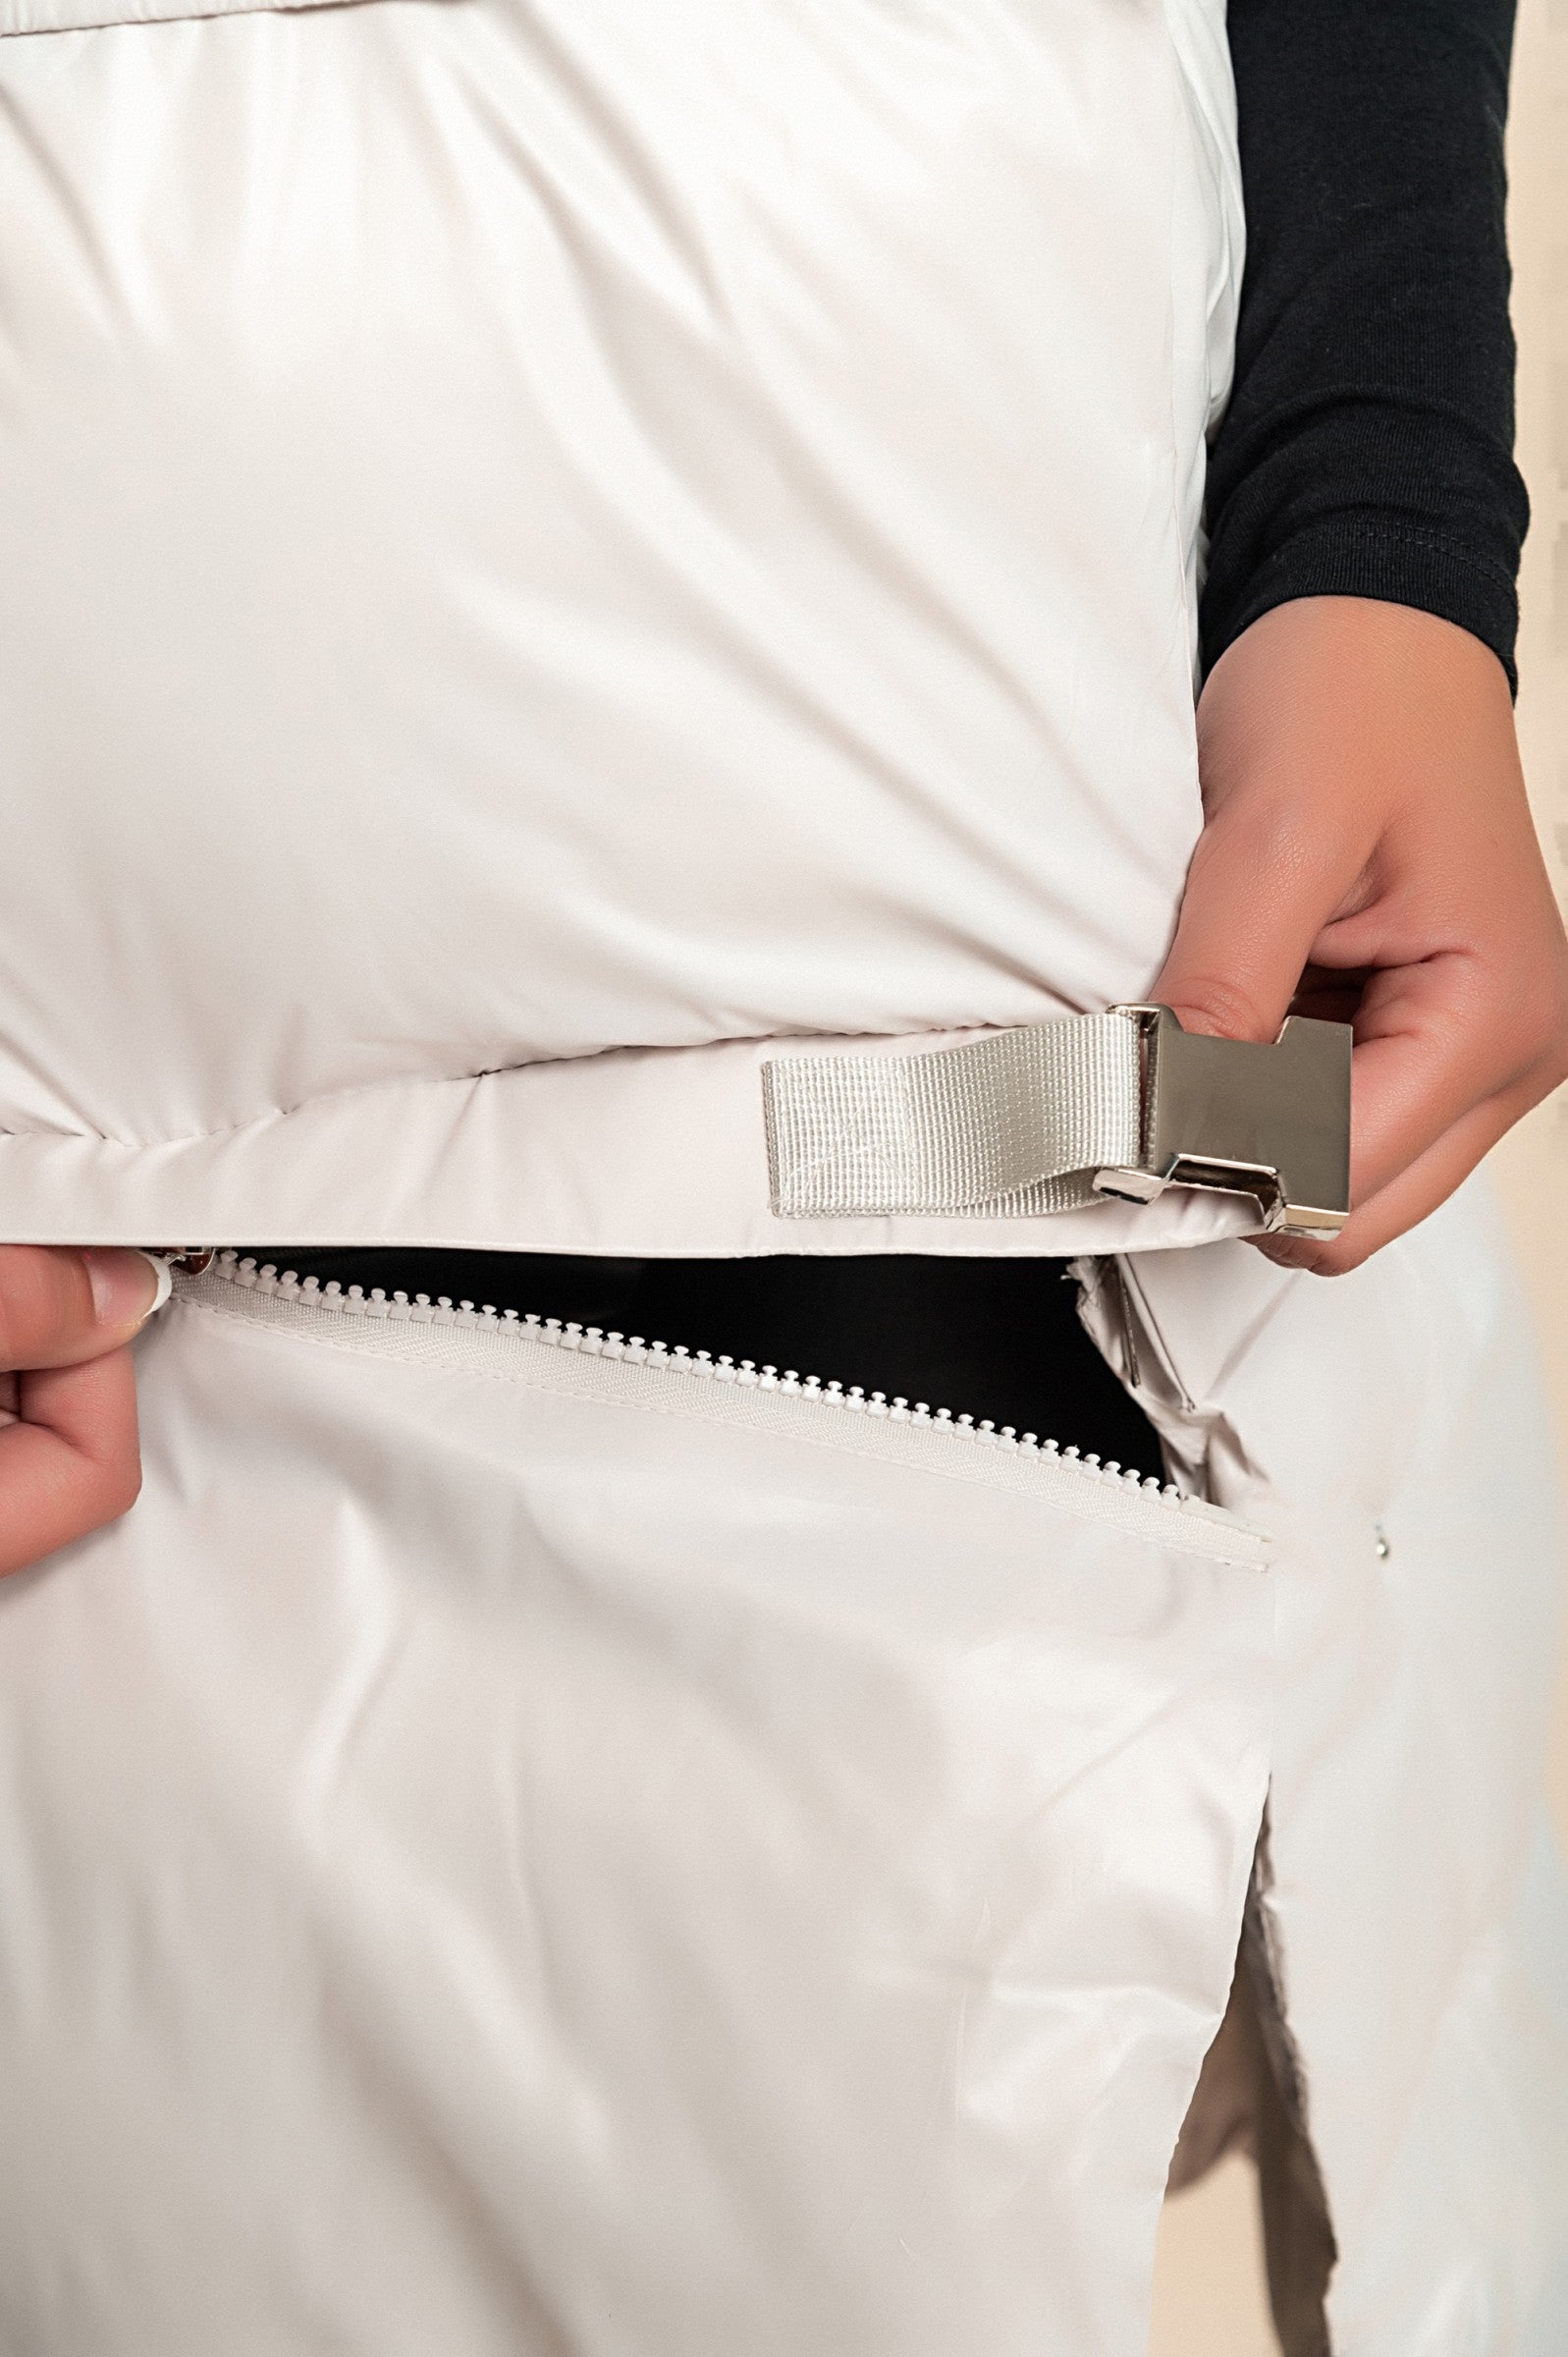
<box><xmin>762</xmin><ymin>1013</ymin><xmax>1142</xmax><ymax>1220</ymax></box>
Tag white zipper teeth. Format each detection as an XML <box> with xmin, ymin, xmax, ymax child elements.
<box><xmin>187</xmin><ymin>1249</ymin><xmax>1216</xmax><ymax>1515</ymax></box>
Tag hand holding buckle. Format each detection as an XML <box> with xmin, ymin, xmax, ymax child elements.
<box><xmin>1093</xmin><ymin>1004</ymin><xmax>1352</xmax><ymax>1240</ymax></box>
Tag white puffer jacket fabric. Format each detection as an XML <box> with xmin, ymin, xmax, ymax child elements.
<box><xmin>2</xmin><ymin>3</ymin><xmax>1566</xmax><ymax>2353</ymax></box>
<box><xmin>0</xmin><ymin>0</ymin><xmax>1243</xmax><ymax>1258</ymax></box>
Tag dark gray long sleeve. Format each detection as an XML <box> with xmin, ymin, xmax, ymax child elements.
<box><xmin>1205</xmin><ymin>0</ymin><xmax>1529</xmax><ymax>688</ymax></box>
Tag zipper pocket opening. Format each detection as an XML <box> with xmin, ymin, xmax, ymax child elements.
<box><xmin>168</xmin><ymin>1253</ymin><xmax>1270</xmax><ymax>1565</ymax></box>
<box><xmin>186</xmin><ymin>1245</ymin><xmax>1167</xmax><ymax>1474</ymax></box>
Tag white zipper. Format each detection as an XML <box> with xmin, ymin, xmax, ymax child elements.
<box><xmin>171</xmin><ymin>1251</ymin><xmax>1269</xmax><ymax>1567</ymax></box>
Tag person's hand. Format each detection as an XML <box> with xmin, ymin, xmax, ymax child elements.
<box><xmin>0</xmin><ymin>1246</ymin><xmax>168</xmax><ymax>1577</ymax></box>
<box><xmin>1152</xmin><ymin>596</ymin><xmax>1568</xmax><ymax>1272</ymax></box>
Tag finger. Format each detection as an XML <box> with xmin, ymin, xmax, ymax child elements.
<box><xmin>0</xmin><ymin>1245</ymin><xmax>168</xmax><ymax>1376</ymax></box>
<box><xmin>0</xmin><ymin>1345</ymin><xmax>141</xmax><ymax>1576</ymax></box>
<box><xmin>1338</xmin><ymin>953</ymin><xmax>1565</xmax><ymax>1211</ymax></box>
<box><xmin>1254</xmin><ymin>1088</ymin><xmax>1525</xmax><ymax>1277</ymax></box>
<box><xmin>1151</xmin><ymin>797</ymin><xmax>1363</xmax><ymax>1044</ymax></box>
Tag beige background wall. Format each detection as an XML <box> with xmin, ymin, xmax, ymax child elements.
<box><xmin>1148</xmin><ymin>5</ymin><xmax>1568</xmax><ymax>2343</ymax></box>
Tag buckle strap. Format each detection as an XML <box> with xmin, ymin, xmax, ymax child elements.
<box><xmin>762</xmin><ymin>1006</ymin><xmax>1351</xmax><ymax>1237</ymax></box>
<box><xmin>762</xmin><ymin>1013</ymin><xmax>1141</xmax><ymax>1221</ymax></box>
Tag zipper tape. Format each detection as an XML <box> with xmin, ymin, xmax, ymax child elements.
<box><xmin>171</xmin><ymin>1254</ymin><xmax>1270</xmax><ymax>1568</ymax></box>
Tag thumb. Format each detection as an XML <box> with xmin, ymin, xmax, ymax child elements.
<box><xmin>0</xmin><ymin>1245</ymin><xmax>170</xmax><ymax>1377</ymax></box>
<box><xmin>1150</xmin><ymin>800</ymin><xmax>1340</xmax><ymax>1043</ymax></box>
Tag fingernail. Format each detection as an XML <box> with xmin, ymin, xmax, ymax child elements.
<box><xmin>85</xmin><ymin>1248</ymin><xmax>172</xmax><ymax>1330</ymax></box>
<box><xmin>1251</xmin><ymin>1236</ymin><xmax>1317</xmax><ymax>1273</ymax></box>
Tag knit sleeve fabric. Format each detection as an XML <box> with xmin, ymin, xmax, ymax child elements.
<box><xmin>1203</xmin><ymin>0</ymin><xmax>1529</xmax><ymax>690</ymax></box>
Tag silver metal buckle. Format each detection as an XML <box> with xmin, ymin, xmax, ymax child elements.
<box><xmin>1093</xmin><ymin>1004</ymin><xmax>1352</xmax><ymax>1239</ymax></box>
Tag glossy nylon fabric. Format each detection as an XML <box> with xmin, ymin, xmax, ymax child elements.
<box><xmin>0</xmin><ymin>0</ymin><xmax>1242</xmax><ymax>1258</ymax></box>
<box><xmin>2</xmin><ymin>0</ymin><xmax>1567</xmax><ymax>2347</ymax></box>
<box><xmin>0</xmin><ymin>1264</ymin><xmax>1273</xmax><ymax>2357</ymax></box>
<box><xmin>1082</xmin><ymin>1177</ymin><xmax>1568</xmax><ymax>2354</ymax></box>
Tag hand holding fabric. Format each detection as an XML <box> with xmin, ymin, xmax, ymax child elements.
<box><xmin>0</xmin><ymin>1246</ymin><xmax>164</xmax><ymax>1576</ymax></box>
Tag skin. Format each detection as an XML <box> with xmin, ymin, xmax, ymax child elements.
<box><xmin>1155</xmin><ymin>598</ymin><xmax>1568</xmax><ymax>1273</ymax></box>
<box><xmin>0</xmin><ymin>1246</ymin><xmax>156</xmax><ymax>1578</ymax></box>
<box><xmin>3</xmin><ymin>596</ymin><xmax>1566</xmax><ymax>1572</ymax></box>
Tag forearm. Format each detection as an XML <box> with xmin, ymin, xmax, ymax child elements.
<box><xmin>1206</xmin><ymin>0</ymin><xmax>1528</xmax><ymax>689</ymax></box>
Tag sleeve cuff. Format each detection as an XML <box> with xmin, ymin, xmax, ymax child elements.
<box><xmin>1201</xmin><ymin>515</ymin><xmax>1520</xmax><ymax>696</ymax></box>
